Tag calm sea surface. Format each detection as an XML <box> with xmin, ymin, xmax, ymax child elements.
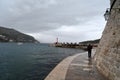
<box><xmin>0</xmin><ymin>43</ymin><xmax>84</xmax><ymax>80</ymax></box>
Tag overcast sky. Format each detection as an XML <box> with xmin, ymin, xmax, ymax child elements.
<box><xmin>0</xmin><ymin>0</ymin><xmax>110</xmax><ymax>43</ymax></box>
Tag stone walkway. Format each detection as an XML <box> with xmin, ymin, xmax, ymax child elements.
<box><xmin>65</xmin><ymin>52</ymin><xmax>107</xmax><ymax>80</ymax></box>
<box><xmin>45</xmin><ymin>50</ymin><xmax>107</xmax><ymax>80</ymax></box>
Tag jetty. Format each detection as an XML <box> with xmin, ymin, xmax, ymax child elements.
<box><xmin>51</xmin><ymin>42</ymin><xmax>98</xmax><ymax>51</ymax></box>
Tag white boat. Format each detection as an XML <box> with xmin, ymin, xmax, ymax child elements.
<box><xmin>17</xmin><ymin>42</ymin><xmax>23</xmax><ymax>45</ymax></box>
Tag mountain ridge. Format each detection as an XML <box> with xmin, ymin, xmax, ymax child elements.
<box><xmin>0</xmin><ymin>26</ymin><xmax>39</xmax><ymax>43</ymax></box>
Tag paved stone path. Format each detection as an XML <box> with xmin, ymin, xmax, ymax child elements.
<box><xmin>45</xmin><ymin>50</ymin><xmax>108</xmax><ymax>80</ymax></box>
<box><xmin>65</xmin><ymin>52</ymin><xmax>107</xmax><ymax>80</ymax></box>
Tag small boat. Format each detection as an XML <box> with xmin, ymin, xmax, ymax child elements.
<box><xmin>17</xmin><ymin>42</ymin><xmax>23</xmax><ymax>45</ymax></box>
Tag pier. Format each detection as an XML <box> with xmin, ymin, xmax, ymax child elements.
<box><xmin>51</xmin><ymin>42</ymin><xmax>98</xmax><ymax>51</ymax></box>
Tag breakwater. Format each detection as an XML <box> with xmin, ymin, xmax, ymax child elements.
<box><xmin>51</xmin><ymin>43</ymin><xmax>98</xmax><ymax>51</ymax></box>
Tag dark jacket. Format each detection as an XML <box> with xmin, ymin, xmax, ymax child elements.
<box><xmin>87</xmin><ymin>44</ymin><xmax>93</xmax><ymax>51</ymax></box>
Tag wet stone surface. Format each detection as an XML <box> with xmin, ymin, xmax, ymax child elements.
<box><xmin>65</xmin><ymin>54</ymin><xmax>108</xmax><ymax>80</ymax></box>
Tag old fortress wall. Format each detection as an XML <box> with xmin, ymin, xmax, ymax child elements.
<box><xmin>94</xmin><ymin>0</ymin><xmax>120</xmax><ymax>80</ymax></box>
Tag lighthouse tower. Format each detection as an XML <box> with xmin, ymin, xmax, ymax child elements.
<box><xmin>55</xmin><ymin>37</ymin><xmax>58</xmax><ymax>44</ymax></box>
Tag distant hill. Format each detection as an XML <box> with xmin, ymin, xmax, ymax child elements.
<box><xmin>0</xmin><ymin>26</ymin><xmax>39</xmax><ymax>43</ymax></box>
<box><xmin>79</xmin><ymin>39</ymin><xmax>100</xmax><ymax>45</ymax></box>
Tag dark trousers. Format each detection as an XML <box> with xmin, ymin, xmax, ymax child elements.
<box><xmin>88</xmin><ymin>50</ymin><xmax>91</xmax><ymax>58</ymax></box>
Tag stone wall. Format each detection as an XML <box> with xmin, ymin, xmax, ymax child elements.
<box><xmin>94</xmin><ymin>0</ymin><xmax>120</xmax><ymax>80</ymax></box>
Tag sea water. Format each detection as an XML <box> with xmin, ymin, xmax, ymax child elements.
<box><xmin>0</xmin><ymin>43</ymin><xmax>84</xmax><ymax>80</ymax></box>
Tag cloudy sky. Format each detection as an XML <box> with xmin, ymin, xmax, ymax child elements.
<box><xmin>0</xmin><ymin>0</ymin><xmax>110</xmax><ymax>43</ymax></box>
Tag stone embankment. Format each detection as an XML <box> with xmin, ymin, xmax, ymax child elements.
<box><xmin>45</xmin><ymin>50</ymin><xmax>107</xmax><ymax>80</ymax></box>
<box><xmin>94</xmin><ymin>0</ymin><xmax>120</xmax><ymax>80</ymax></box>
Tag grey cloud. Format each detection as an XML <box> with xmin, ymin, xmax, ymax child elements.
<box><xmin>0</xmin><ymin>0</ymin><xmax>109</xmax><ymax>42</ymax></box>
<box><xmin>0</xmin><ymin>0</ymin><xmax>108</xmax><ymax>32</ymax></box>
<box><xmin>31</xmin><ymin>29</ymin><xmax>87</xmax><ymax>43</ymax></box>
<box><xmin>9</xmin><ymin>0</ymin><xmax>57</xmax><ymax>14</ymax></box>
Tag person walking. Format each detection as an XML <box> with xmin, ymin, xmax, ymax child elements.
<box><xmin>87</xmin><ymin>44</ymin><xmax>93</xmax><ymax>58</ymax></box>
